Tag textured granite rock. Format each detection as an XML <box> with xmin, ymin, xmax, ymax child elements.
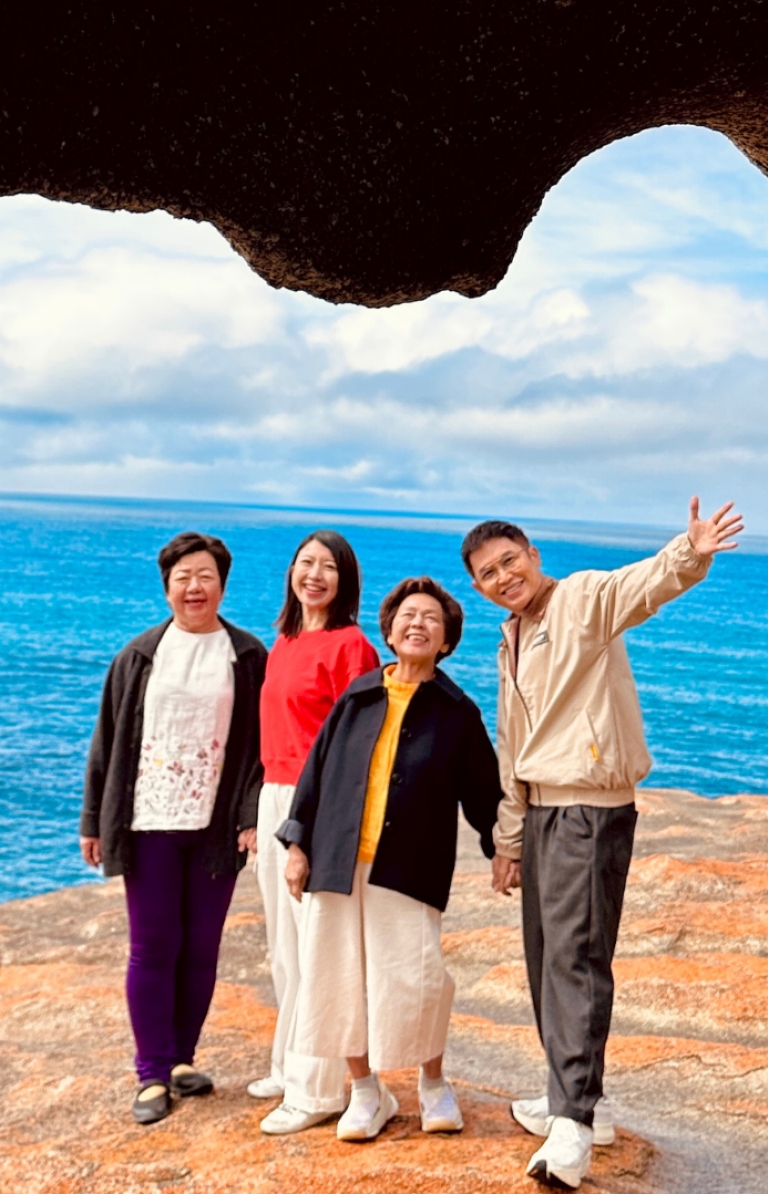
<box><xmin>0</xmin><ymin>787</ymin><xmax>767</xmax><ymax>1193</ymax></box>
<box><xmin>1</xmin><ymin>5</ymin><xmax>767</xmax><ymax>305</ymax></box>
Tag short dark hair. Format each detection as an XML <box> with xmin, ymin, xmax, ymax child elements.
<box><xmin>379</xmin><ymin>576</ymin><xmax>463</xmax><ymax>659</ymax></box>
<box><xmin>460</xmin><ymin>520</ymin><xmax>530</xmax><ymax>576</ymax></box>
<box><xmin>157</xmin><ymin>532</ymin><xmax>233</xmax><ymax>591</ymax></box>
<box><xmin>277</xmin><ymin>529</ymin><xmax>362</xmax><ymax>639</ymax></box>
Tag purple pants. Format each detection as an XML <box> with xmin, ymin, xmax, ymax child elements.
<box><xmin>124</xmin><ymin>830</ymin><xmax>237</xmax><ymax>1084</ymax></box>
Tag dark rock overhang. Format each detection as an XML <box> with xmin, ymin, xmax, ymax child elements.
<box><xmin>2</xmin><ymin>2</ymin><xmax>766</xmax><ymax>307</ymax></box>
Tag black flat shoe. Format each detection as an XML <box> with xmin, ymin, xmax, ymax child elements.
<box><xmin>170</xmin><ymin>1066</ymin><xmax>214</xmax><ymax>1097</ymax></box>
<box><xmin>132</xmin><ymin>1081</ymin><xmax>172</xmax><ymax>1125</ymax></box>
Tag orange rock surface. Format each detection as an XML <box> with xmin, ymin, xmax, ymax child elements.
<box><xmin>1</xmin><ymin>787</ymin><xmax>767</xmax><ymax>1193</ymax></box>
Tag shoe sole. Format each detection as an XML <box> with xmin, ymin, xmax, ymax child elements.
<box><xmin>421</xmin><ymin>1116</ymin><xmax>464</xmax><ymax>1133</ymax></box>
<box><xmin>171</xmin><ymin>1081</ymin><xmax>214</xmax><ymax>1098</ymax></box>
<box><xmin>260</xmin><ymin>1111</ymin><xmax>335</xmax><ymax>1136</ymax></box>
<box><xmin>337</xmin><ymin>1090</ymin><xmax>399</xmax><ymax>1141</ymax></box>
<box><xmin>511</xmin><ymin>1106</ymin><xmax>615</xmax><ymax>1147</ymax></box>
<box><xmin>247</xmin><ymin>1082</ymin><xmax>285</xmax><ymax>1099</ymax></box>
<box><xmin>526</xmin><ymin>1157</ymin><xmax>588</xmax><ymax>1190</ymax></box>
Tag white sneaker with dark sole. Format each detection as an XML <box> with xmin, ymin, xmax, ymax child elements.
<box><xmin>419</xmin><ymin>1079</ymin><xmax>463</xmax><ymax>1133</ymax></box>
<box><xmin>526</xmin><ymin>1116</ymin><xmax>593</xmax><ymax>1189</ymax></box>
<box><xmin>336</xmin><ymin>1081</ymin><xmax>399</xmax><ymax>1141</ymax></box>
<box><xmin>247</xmin><ymin>1076</ymin><xmax>284</xmax><ymax>1099</ymax></box>
<box><xmin>259</xmin><ymin>1102</ymin><xmax>335</xmax><ymax>1135</ymax></box>
<box><xmin>511</xmin><ymin>1094</ymin><xmax>615</xmax><ymax>1146</ymax></box>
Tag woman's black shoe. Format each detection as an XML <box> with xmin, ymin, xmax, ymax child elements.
<box><xmin>132</xmin><ymin>1081</ymin><xmax>172</xmax><ymax>1125</ymax></box>
<box><xmin>170</xmin><ymin>1065</ymin><xmax>214</xmax><ymax>1097</ymax></box>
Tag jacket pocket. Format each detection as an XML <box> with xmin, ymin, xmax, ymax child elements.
<box><xmin>581</xmin><ymin>708</ymin><xmax>615</xmax><ymax>787</ymax></box>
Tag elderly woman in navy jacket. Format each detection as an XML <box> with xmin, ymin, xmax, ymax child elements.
<box><xmin>275</xmin><ymin>576</ymin><xmax>502</xmax><ymax>1141</ymax></box>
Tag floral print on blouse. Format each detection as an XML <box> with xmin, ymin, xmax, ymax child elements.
<box><xmin>132</xmin><ymin>623</ymin><xmax>236</xmax><ymax>831</ymax></box>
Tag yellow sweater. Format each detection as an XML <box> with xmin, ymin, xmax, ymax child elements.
<box><xmin>357</xmin><ymin>667</ymin><xmax>418</xmax><ymax>862</ymax></box>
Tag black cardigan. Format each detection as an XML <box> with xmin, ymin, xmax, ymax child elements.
<box><xmin>80</xmin><ymin>617</ymin><xmax>267</xmax><ymax>878</ymax></box>
<box><xmin>277</xmin><ymin>666</ymin><xmax>502</xmax><ymax>912</ymax></box>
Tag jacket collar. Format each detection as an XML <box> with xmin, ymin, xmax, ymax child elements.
<box><xmin>131</xmin><ymin>616</ymin><xmax>257</xmax><ymax>661</ymax></box>
<box><xmin>353</xmin><ymin>664</ymin><xmax>464</xmax><ymax>703</ymax></box>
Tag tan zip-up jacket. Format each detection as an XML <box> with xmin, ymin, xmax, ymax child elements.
<box><xmin>494</xmin><ymin>533</ymin><xmax>711</xmax><ymax>860</ymax></box>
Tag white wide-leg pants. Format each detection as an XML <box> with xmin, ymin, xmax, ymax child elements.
<box><xmin>289</xmin><ymin>861</ymin><xmax>455</xmax><ymax>1074</ymax></box>
<box><xmin>256</xmin><ymin>782</ymin><xmax>347</xmax><ymax>1112</ymax></box>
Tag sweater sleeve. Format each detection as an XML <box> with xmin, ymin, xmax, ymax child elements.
<box><xmin>275</xmin><ymin>691</ymin><xmax>350</xmax><ymax>855</ymax></box>
<box><xmin>574</xmin><ymin>533</ymin><xmax>711</xmax><ymax>643</ymax></box>
<box><xmin>457</xmin><ymin>702</ymin><xmax>504</xmax><ymax>861</ymax></box>
<box><xmin>329</xmin><ymin>630</ymin><xmax>380</xmax><ymax>700</ymax></box>
<box><xmin>80</xmin><ymin>657</ymin><xmax>118</xmax><ymax>838</ymax></box>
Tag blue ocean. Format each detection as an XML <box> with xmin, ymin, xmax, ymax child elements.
<box><xmin>1</xmin><ymin>493</ymin><xmax>766</xmax><ymax>904</ymax></box>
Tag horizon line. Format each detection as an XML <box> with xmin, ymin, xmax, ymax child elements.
<box><xmin>1</xmin><ymin>488</ymin><xmax>765</xmax><ymax>550</ymax></box>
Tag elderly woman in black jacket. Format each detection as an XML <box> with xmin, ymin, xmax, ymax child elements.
<box><xmin>80</xmin><ymin>532</ymin><xmax>266</xmax><ymax>1125</ymax></box>
<box><xmin>274</xmin><ymin>576</ymin><xmax>502</xmax><ymax>1142</ymax></box>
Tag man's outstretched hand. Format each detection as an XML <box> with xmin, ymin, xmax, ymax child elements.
<box><xmin>688</xmin><ymin>497</ymin><xmax>743</xmax><ymax>556</ymax></box>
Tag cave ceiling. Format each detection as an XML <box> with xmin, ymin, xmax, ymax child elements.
<box><xmin>2</xmin><ymin>2</ymin><xmax>767</xmax><ymax>306</ymax></box>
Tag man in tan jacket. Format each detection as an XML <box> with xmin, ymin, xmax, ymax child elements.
<box><xmin>461</xmin><ymin>498</ymin><xmax>742</xmax><ymax>1190</ymax></box>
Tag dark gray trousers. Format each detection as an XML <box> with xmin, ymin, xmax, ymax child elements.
<box><xmin>521</xmin><ymin>803</ymin><xmax>637</xmax><ymax>1128</ymax></box>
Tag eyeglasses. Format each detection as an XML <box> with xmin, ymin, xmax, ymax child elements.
<box><xmin>476</xmin><ymin>548</ymin><xmax>529</xmax><ymax>586</ymax></box>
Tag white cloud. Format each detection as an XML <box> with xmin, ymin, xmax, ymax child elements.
<box><xmin>0</xmin><ymin>248</ymin><xmax>284</xmax><ymax>387</ymax></box>
<box><xmin>299</xmin><ymin>459</ymin><xmax>376</xmax><ymax>482</ymax></box>
<box><xmin>0</xmin><ymin>195</ymin><xmax>236</xmax><ymax>269</ymax></box>
<box><xmin>304</xmin><ymin>286</ymin><xmax>589</xmax><ymax>376</ymax></box>
<box><xmin>0</xmin><ymin>455</ymin><xmax>219</xmax><ymax>499</ymax></box>
<box><xmin>567</xmin><ymin>274</ymin><xmax>768</xmax><ymax>376</ymax></box>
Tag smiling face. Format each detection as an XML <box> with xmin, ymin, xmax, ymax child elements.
<box><xmin>387</xmin><ymin>592</ymin><xmax>449</xmax><ymax>667</ymax></box>
<box><xmin>290</xmin><ymin>538</ymin><xmax>340</xmax><ymax>624</ymax></box>
<box><xmin>166</xmin><ymin>550</ymin><xmax>224</xmax><ymax>633</ymax></box>
<box><xmin>468</xmin><ymin>536</ymin><xmax>544</xmax><ymax>615</ymax></box>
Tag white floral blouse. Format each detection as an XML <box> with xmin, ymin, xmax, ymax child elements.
<box><xmin>132</xmin><ymin>623</ymin><xmax>236</xmax><ymax>832</ymax></box>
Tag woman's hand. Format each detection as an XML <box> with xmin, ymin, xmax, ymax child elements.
<box><xmin>80</xmin><ymin>837</ymin><xmax>102</xmax><ymax>867</ymax></box>
<box><xmin>238</xmin><ymin>827</ymin><xmax>258</xmax><ymax>855</ymax></box>
<box><xmin>285</xmin><ymin>844</ymin><xmax>310</xmax><ymax>902</ymax></box>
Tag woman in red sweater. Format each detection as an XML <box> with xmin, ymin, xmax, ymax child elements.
<box><xmin>248</xmin><ymin>530</ymin><xmax>379</xmax><ymax>1133</ymax></box>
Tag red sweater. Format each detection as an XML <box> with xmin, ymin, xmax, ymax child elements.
<box><xmin>260</xmin><ymin>624</ymin><xmax>380</xmax><ymax>785</ymax></box>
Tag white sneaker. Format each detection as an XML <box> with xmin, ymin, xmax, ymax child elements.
<box><xmin>526</xmin><ymin>1116</ymin><xmax>593</xmax><ymax>1189</ymax></box>
<box><xmin>419</xmin><ymin>1079</ymin><xmax>464</xmax><ymax>1132</ymax></box>
<box><xmin>512</xmin><ymin>1094</ymin><xmax>615</xmax><ymax>1146</ymax></box>
<box><xmin>336</xmin><ymin>1079</ymin><xmax>399</xmax><ymax>1141</ymax></box>
<box><xmin>259</xmin><ymin>1102</ymin><xmax>334</xmax><ymax>1135</ymax></box>
<box><xmin>247</xmin><ymin>1075</ymin><xmax>284</xmax><ymax>1099</ymax></box>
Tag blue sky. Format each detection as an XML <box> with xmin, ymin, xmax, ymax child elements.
<box><xmin>1</xmin><ymin>125</ymin><xmax>766</xmax><ymax>531</ymax></box>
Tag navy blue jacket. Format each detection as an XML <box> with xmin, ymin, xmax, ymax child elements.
<box><xmin>277</xmin><ymin>666</ymin><xmax>502</xmax><ymax>912</ymax></box>
<box><xmin>80</xmin><ymin>617</ymin><xmax>267</xmax><ymax>878</ymax></box>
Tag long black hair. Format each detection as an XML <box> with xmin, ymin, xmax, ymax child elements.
<box><xmin>276</xmin><ymin>529</ymin><xmax>362</xmax><ymax>638</ymax></box>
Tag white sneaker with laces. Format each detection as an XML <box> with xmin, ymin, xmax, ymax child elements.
<box><xmin>512</xmin><ymin>1094</ymin><xmax>615</xmax><ymax>1145</ymax></box>
<box><xmin>419</xmin><ymin>1078</ymin><xmax>464</xmax><ymax>1133</ymax></box>
<box><xmin>336</xmin><ymin>1078</ymin><xmax>399</xmax><ymax>1141</ymax></box>
<box><xmin>247</xmin><ymin>1075</ymin><xmax>284</xmax><ymax>1099</ymax></box>
<box><xmin>259</xmin><ymin>1101</ymin><xmax>334</xmax><ymax>1135</ymax></box>
<box><xmin>526</xmin><ymin>1115</ymin><xmax>593</xmax><ymax>1189</ymax></box>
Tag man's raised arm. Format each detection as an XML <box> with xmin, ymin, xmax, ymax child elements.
<box><xmin>577</xmin><ymin>496</ymin><xmax>744</xmax><ymax>643</ymax></box>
